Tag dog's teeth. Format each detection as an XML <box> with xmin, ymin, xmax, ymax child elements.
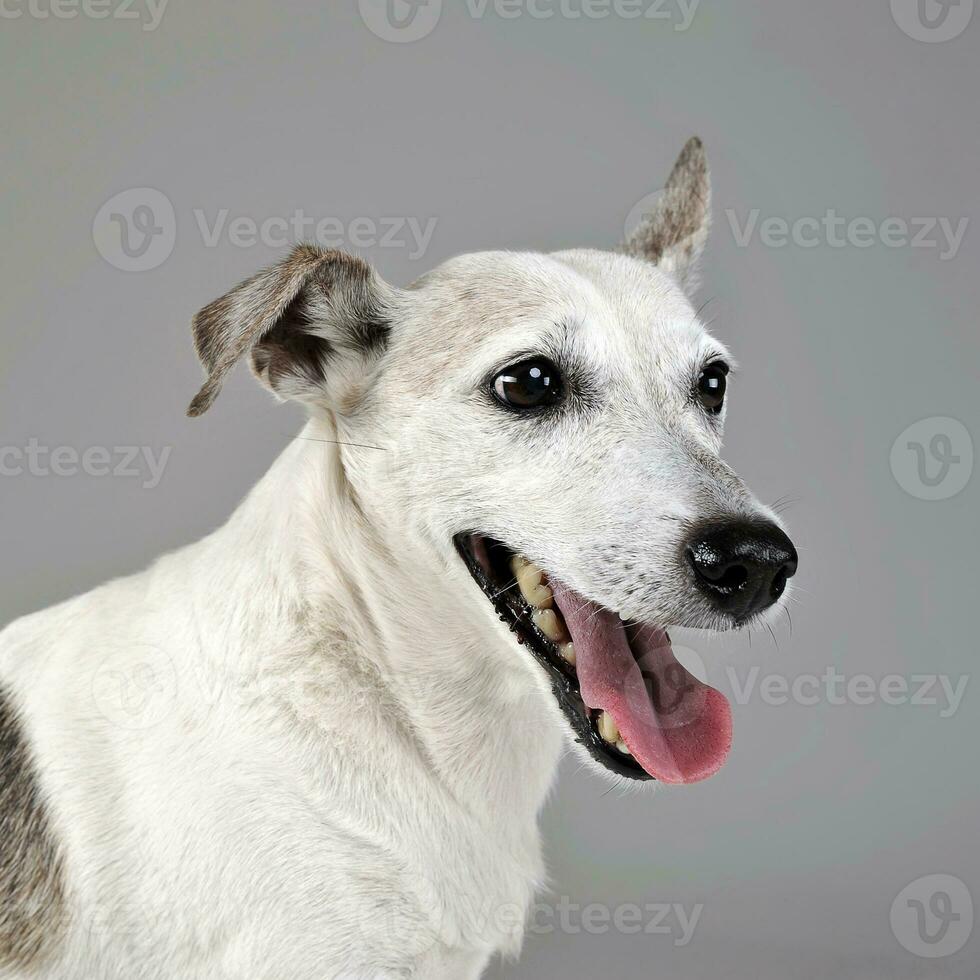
<box><xmin>532</xmin><ymin>608</ymin><xmax>566</xmax><ymax>642</ymax></box>
<box><xmin>511</xmin><ymin>556</ymin><xmax>553</xmax><ymax>609</ymax></box>
<box><xmin>559</xmin><ymin>642</ymin><xmax>576</xmax><ymax>667</ymax></box>
<box><xmin>616</xmin><ymin>740</ymin><xmax>631</xmax><ymax>756</ymax></box>
<box><xmin>597</xmin><ymin>711</ymin><xmax>619</xmax><ymax>745</ymax></box>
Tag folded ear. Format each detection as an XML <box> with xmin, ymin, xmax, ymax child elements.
<box><xmin>187</xmin><ymin>245</ymin><xmax>396</xmax><ymax>417</ymax></box>
<box><xmin>622</xmin><ymin>136</ymin><xmax>711</xmax><ymax>290</ymax></box>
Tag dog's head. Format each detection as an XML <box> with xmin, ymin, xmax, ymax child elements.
<box><xmin>189</xmin><ymin>138</ymin><xmax>797</xmax><ymax>785</ymax></box>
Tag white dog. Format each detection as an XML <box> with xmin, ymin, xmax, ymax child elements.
<box><xmin>0</xmin><ymin>138</ymin><xmax>796</xmax><ymax>979</ymax></box>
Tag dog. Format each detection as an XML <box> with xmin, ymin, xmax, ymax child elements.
<box><xmin>0</xmin><ymin>138</ymin><xmax>796</xmax><ymax>979</ymax></box>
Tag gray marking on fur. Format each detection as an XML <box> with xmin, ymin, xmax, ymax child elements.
<box><xmin>188</xmin><ymin>244</ymin><xmax>392</xmax><ymax>416</ymax></box>
<box><xmin>0</xmin><ymin>685</ymin><xmax>67</xmax><ymax>971</ymax></box>
<box><xmin>622</xmin><ymin>136</ymin><xmax>711</xmax><ymax>288</ymax></box>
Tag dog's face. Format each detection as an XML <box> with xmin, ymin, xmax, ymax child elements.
<box><xmin>374</xmin><ymin>247</ymin><xmax>758</xmax><ymax>628</ymax></box>
<box><xmin>189</xmin><ymin>139</ymin><xmax>797</xmax><ymax>786</ymax></box>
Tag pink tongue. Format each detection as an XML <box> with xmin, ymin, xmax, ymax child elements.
<box><xmin>551</xmin><ymin>582</ymin><xmax>732</xmax><ymax>784</ymax></box>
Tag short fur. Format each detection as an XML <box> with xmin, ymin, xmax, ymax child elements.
<box><xmin>0</xmin><ymin>139</ymin><xmax>792</xmax><ymax>979</ymax></box>
<box><xmin>0</xmin><ymin>687</ymin><xmax>66</xmax><ymax>972</ymax></box>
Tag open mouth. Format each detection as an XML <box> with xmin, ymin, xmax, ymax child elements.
<box><xmin>455</xmin><ymin>534</ymin><xmax>733</xmax><ymax>784</ymax></box>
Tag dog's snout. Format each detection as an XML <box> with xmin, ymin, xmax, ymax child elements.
<box><xmin>686</xmin><ymin>520</ymin><xmax>798</xmax><ymax>622</ymax></box>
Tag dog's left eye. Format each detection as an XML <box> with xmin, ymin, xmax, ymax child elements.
<box><xmin>696</xmin><ymin>362</ymin><xmax>729</xmax><ymax>414</ymax></box>
<box><xmin>492</xmin><ymin>358</ymin><xmax>563</xmax><ymax>410</ymax></box>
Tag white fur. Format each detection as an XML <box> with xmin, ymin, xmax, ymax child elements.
<box><xmin>1</xmin><ymin>199</ymin><xmax>791</xmax><ymax>978</ymax></box>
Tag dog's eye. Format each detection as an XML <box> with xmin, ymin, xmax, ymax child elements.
<box><xmin>696</xmin><ymin>362</ymin><xmax>729</xmax><ymax>414</ymax></box>
<box><xmin>493</xmin><ymin>359</ymin><xmax>563</xmax><ymax>410</ymax></box>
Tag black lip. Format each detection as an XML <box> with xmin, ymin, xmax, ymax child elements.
<box><xmin>454</xmin><ymin>533</ymin><xmax>652</xmax><ymax>782</ymax></box>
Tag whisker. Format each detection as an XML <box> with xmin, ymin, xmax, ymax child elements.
<box><xmin>765</xmin><ymin>622</ymin><xmax>780</xmax><ymax>652</ymax></box>
<box><xmin>293</xmin><ymin>435</ymin><xmax>388</xmax><ymax>452</ymax></box>
<box><xmin>770</xmin><ymin>494</ymin><xmax>800</xmax><ymax>515</ymax></box>
<box><xmin>490</xmin><ymin>577</ymin><xmax>518</xmax><ymax>601</ymax></box>
<box><xmin>692</xmin><ymin>297</ymin><xmax>715</xmax><ymax>323</ymax></box>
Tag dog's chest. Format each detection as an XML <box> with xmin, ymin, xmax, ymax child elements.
<box><xmin>149</xmin><ymin>726</ymin><xmax>547</xmax><ymax>974</ymax></box>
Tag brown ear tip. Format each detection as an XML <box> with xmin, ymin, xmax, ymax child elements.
<box><xmin>681</xmin><ymin>136</ymin><xmax>706</xmax><ymax>163</ymax></box>
<box><xmin>668</xmin><ymin>136</ymin><xmax>708</xmax><ymax>189</ymax></box>
<box><xmin>288</xmin><ymin>242</ymin><xmax>324</xmax><ymax>264</ymax></box>
<box><xmin>186</xmin><ymin>384</ymin><xmax>216</xmax><ymax>418</ymax></box>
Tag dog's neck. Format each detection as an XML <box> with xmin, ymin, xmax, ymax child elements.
<box><xmin>190</xmin><ymin>415</ymin><xmax>563</xmax><ymax>878</ymax></box>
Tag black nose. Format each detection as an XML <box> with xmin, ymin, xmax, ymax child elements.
<box><xmin>686</xmin><ymin>520</ymin><xmax>798</xmax><ymax>621</ymax></box>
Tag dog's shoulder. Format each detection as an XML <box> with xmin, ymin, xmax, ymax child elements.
<box><xmin>0</xmin><ymin>559</ymin><xmax>195</xmax><ymax>975</ymax></box>
<box><xmin>0</xmin><ymin>545</ymin><xmax>192</xmax><ymax>681</ymax></box>
<box><xmin>0</xmin><ymin>595</ymin><xmax>104</xmax><ymax>974</ymax></box>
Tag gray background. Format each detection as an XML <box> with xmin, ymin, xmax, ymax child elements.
<box><xmin>2</xmin><ymin>1</ymin><xmax>978</xmax><ymax>977</ymax></box>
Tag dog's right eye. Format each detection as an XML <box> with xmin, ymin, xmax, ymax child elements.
<box><xmin>696</xmin><ymin>362</ymin><xmax>729</xmax><ymax>415</ymax></box>
<box><xmin>492</xmin><ymin>359</ymin><xmax>563</xmax><ymax>410</ymax></box>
